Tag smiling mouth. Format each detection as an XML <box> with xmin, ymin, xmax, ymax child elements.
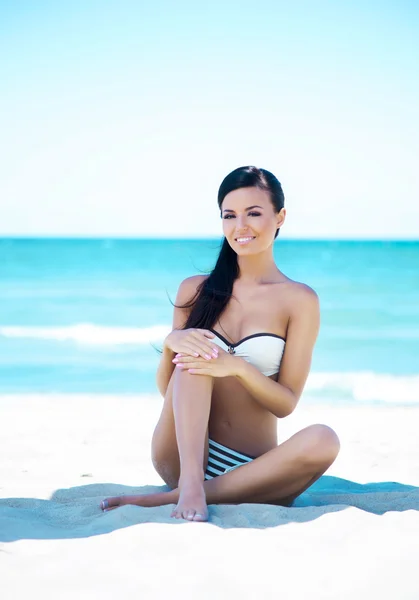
<box><xmin>235</xmin><ymin>236</ymin><xmax>256</xmax><ymax>244</ymax></box>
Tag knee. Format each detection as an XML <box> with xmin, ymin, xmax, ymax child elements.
<box><xmin>300</xmin><ymin>424</ymin><xmax>340</xmax><ymax>467</ymax></box>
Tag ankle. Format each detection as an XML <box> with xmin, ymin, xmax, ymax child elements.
<box><xmin>179</xmin><ymin>469</ymin><xmax>205</xmax><ymax>486</ymax></box>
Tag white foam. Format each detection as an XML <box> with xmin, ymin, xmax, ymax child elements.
<box><xmin>1</xmin><ymin>325</ymin><xmax>418</xmax><ymax>404</ymax></box>
<box><xmin>307</xmin><ymin>371</ymin><xmax>419</xmax><ymax>404</ymax></box>
<box><xmin>0</xmin><ymin>324</ymin><xmax>171</xmax><ymax>345</ymax></box>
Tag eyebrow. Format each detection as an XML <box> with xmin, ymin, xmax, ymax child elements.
<box><xmin>222</xmin><ymin>205</ymin><xmax>263</xmax><ymax>213</ymax></box>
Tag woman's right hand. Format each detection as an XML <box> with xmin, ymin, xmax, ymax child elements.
<box><xmin>164</xmin><ymin>328</ymin><xmax>218</xmax><ymax>360</ymax></box>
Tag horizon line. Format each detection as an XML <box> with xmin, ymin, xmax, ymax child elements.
<box><xmin>0</xmin><ymin>235</ymin><xmax>418</xmax><ymax>243</ymax></box>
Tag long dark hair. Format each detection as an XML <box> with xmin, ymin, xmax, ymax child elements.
<box><xmin>180</xmin><ymin>166</ymin><xmax>285</xmax><ymax>330</ymax></box>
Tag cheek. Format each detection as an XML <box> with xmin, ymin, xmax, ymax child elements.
<box><xmin>222</xmin><ymin>219</ymin><xmax>233</xmax><ymax>235</ymax></box>
<box><xmin>260</xmin><ymin>217</ymin><xmax>277</xmax><ymax>234</ymax></box>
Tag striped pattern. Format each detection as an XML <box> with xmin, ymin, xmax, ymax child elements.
<box><xmin>205</xmin><ymin>438</ymin><xmax>255</xmax><ymax>480</ymax></box>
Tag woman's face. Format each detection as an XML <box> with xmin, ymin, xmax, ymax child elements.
<box><xmin>220</xmin><ymin>187</ymin><xmax>285</xmax><ymax>254</ymax></box>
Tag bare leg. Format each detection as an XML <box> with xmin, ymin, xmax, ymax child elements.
<box><xmin>101</xmin><ymin>424</ymin><xmax>340</xmax><ymax>513</ymax></box>
<box><xmin>170</xmin><ymin>367</ymin><xmax>213</xmax><ymax>521</ymax></box>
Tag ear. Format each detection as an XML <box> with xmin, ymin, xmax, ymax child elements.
<box><xmin>276</xmin><ymin>207</ymin><xmax>286</xmax><ymax>229</ymax></box>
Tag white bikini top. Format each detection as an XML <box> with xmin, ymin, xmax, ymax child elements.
<box><xmin>210</xmin><ymin>328</ymin><xmax>286</xmax><ymax>376</ymax></box>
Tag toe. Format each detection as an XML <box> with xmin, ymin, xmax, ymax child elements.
<box><xmin>193</xmin><ymin>512</ymin><xmax>207</xmax><ymax>522</ymax></box>
<box><xmin>101</xmin><ymin>496</ymin><xmax>121</xmax><ymax>511</ymax></box>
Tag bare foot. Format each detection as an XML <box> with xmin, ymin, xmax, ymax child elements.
<box><xmin>100</xmin><ymin>481</ymin><xmax>209</xmax><ymax>522</ymax></box>
<box><xmin>170</xmin><ymin>479</ymin><xmax>208</xmax><ymax>522</ymax></box>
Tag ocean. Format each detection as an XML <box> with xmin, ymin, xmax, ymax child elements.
<box><xmin>0</xmin><ymin>238</ymin><xmax>418</xmax><ymax>405</ymax></box>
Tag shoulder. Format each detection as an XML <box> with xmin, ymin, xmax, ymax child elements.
<box><xmin>172</xmin><ymin>275</ymin><xmax>209</xmax><ymax>328</ymax></box>
<box><xmin>176</xmin><ymin>274</ymin><xmax>208</xmax><ymax>303</ymax></box>
<box><xmin>285</xmin><ymin>281</ymin><xmax>320</xmax><ymax>337</ymax></box>
<box><xmin>288</xmin><ymin>281</ymin><xmax>319</xmax><ymax>311</ymax></box>
<box><xmin>276</xmin><ymin>279</ymin><xmax>319</xmax><ymax>333</ymax></box>
<box><xmin>273</xmin><ymin>277</ymin><xmax>319</xmax><ymax>313</ymax></box>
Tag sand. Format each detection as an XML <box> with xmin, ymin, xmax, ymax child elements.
<box><xmin>1</xmin><ymin>394</ymin><xmax>419</xmax><ymax>599</ymax></box>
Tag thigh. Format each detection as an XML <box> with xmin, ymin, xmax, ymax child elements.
<box><xmin>151</xmin><ymin>370</ymin><xmax>209</xmax><ymax>489</ymax></box>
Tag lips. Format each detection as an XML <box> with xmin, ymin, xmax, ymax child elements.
<box><xmin>235</xmin><ymin>236</ymin><xmax>255</xmax><ymax>244</ymax></box>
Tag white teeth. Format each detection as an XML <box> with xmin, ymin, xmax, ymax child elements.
<box><xmin>236</xmin><ymin>237</ymin><xmax>254</xmax><ymax>242</ymax></box>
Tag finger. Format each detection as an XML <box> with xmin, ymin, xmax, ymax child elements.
<box><xmin>187</xmin><ymin>368</ymin><xmax>211</xmax><ymax>375</ymax></box>
<box><xmin>173</xmin><ymin>355</ymin><xmax>200</xmax><ymax>364</ymax></box>
<box><xmin>198</xmin><ymin>329</ymin><xmax>216</xmax><ymax>339</ymax></box>
<box><xmin>180</xmin><ymin>343</ymin><xmax>204</xmax><ymax>358</ymax></box>
<box><xmin>175</xmin><ymin>360</ymin><xmax>202</xmax><ymax>369</ymax></box>
<box><xmin>176</xmin><ymin>354</ymin><xmax>205</xmax><ymax>361</ymax></box>
<box><xmin>197</xmin><ymin>338</ymin><xmax>219</xmax><ymax>358</ymax></box>
<box><xmin>175</xmin><ymin>359</ymin><xmax>211</xmax><ymax>371</ymax></box>
<box><xmin>184</xmin><ymin>340</ymin><xmax>218</xmax><ymax>360</ymax></box>
<box><xmin>175</xmin><ymin>352</ymin><xmax>204</xmax><ymax>358</ymax></box>
<box><xmin>174</xmin><ymin>352</ymin><xmax>202</xmax><ymax>361</ymax></box>
<box><xmin>197</xmin><ymin>346</ymin><xmax>218</xmax><ymax>360</ymax></box>
<box><xmin>192</xmin><ymin>330</ymin><xmax>218</xmax><ymax>350</ymax></box>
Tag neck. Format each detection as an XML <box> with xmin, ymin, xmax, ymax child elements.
<box><xmin>236</xmin><ymin>247</ymin><xmax>279</xmax><ymax>284</ymax></box>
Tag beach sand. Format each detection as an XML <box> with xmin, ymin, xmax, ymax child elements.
<box><xmin>1</xmin><ymin>394</ymin><xmax>419</xmax><ymax>599</ymax></box>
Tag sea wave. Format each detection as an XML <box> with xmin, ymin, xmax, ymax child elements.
<box><xmin>1</xmin><ymin>324</ymin><xmax>418</xmax><ymax>404</ymax></box>
<box><xmin>306</xmin><ymin>372</ymin><xmax>419</xmax><ymax>404</ymax></box>
<box><xmin>0</xmin><ymin>324</ymin><xmax>172</xmax><ymax>345</ymax></box>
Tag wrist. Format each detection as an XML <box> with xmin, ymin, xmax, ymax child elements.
<box><xmin>232</xmin><ymin>356</ymin><xmax>248</xmax><ymax>378</ymax></box>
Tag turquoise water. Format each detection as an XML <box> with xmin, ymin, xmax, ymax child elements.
<box><xmin>0</xmin><ymin>238</ymin><xmax>418</xmax><ymax>404</ymax></box>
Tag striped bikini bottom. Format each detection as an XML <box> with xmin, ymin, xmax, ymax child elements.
<box><xmin>204</xmin><ymin>438</ymin><xmax>255</xmax><ymax>480</ymax></box>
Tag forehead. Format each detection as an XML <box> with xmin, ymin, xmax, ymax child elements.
<box><xmin>221</xmin><ymin>187</ymin><xmax>272</xmax><ymax>211</ymax></box>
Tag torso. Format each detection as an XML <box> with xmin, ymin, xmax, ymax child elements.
<box><xmin>207</xmin><ymin>273</ymin><xmax>297</xmax><ymax>457</ymax></box>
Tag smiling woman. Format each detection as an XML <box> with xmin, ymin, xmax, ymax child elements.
<box><xmin>101</xmin><ymin>165</ymin><xmax>340</xmax><ymax>521</ymax></box>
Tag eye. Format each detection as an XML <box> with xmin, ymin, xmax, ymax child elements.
<box><xmin>222</xmin><ymin>212</ymin><xmax>261</xmax><ymax>219</ymax></box>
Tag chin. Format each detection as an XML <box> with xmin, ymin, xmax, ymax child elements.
<box><xmin>233</xmin><ymin>238</ymin><xmax>274</xmax><ymax>256</ymax></box>
<box><xmin>233</xmin><ymin>242</ymin><xmax>260</xmax><ymax>255</ymax></box>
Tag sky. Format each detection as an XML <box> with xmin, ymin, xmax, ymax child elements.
<box><xmin>0</xmin><ymin>0</ymin><xmax>418</xmax><ymax>239</ymax></box>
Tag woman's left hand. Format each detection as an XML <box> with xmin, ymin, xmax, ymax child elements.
<box><xmin>172</xmin><ymin>347</ymin><xmax>240</xmax><ymax>378</ymax></box>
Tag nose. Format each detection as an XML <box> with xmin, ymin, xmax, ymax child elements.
<box><xmin>235</xmin><ymin>214</ymin><xmax>249</xmax><ymax>231</ymax></box>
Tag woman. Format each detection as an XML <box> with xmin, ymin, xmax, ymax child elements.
<box><xmin>101</xmin><ymin>165</ymin><xmax>340</xmax><ymax>521</ymax></box>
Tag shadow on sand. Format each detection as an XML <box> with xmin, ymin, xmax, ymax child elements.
<box><xmin>1</xmin><ymin>475</ymin><xmax>418</xmax><ymax>542</ymax></box>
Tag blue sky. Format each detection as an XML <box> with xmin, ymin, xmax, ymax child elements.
<box><xmin>0</xmin><ymin>0</ymin><xmax>418</xmax><ymax>238</ymax></box>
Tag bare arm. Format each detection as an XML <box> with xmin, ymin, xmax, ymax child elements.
<box><xmin>155</xmin><ymin>275</ymin><xmax>207</xmax><ymax>397</ymax></box>
<box><xmin>233</xmin><ymin>285</ymin><xmax>320</xmax><ymax>418</ymax></box>
<box><xmin>156</xmin><ymin>345</ymin><xmax>177</xmax><ymax>398</ymax></box>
